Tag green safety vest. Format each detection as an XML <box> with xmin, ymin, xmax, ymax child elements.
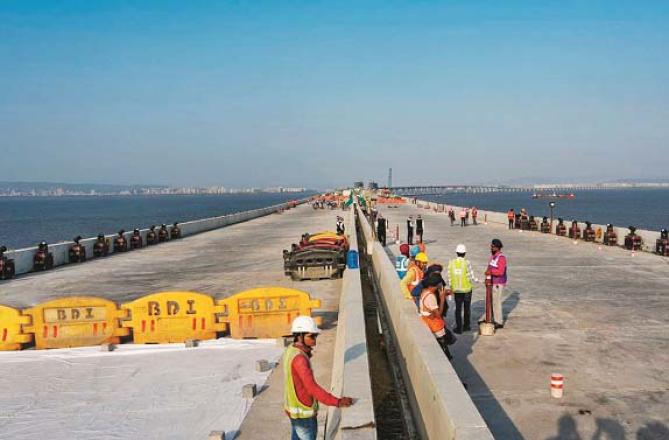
<box><xmin>283</xmin><ymin>345</ymin><xmax>318</xmax><ymax>419</ymax></box>
<box><xmin>448</xmin><ymin>258</ymin><xmax>472</xmax><ymax>293</ymax></box>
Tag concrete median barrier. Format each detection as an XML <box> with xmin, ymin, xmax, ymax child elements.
<box><xmin>356</xmin><ymin>205</ymin><xmax>493</xmax><ymax>440</ymax></box>
<box><xmin>325</xmin><ymin>206</ymin><xmax>376</xmax><ymax>440</ymax></box>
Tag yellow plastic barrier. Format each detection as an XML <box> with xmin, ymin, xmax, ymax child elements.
<box><xmin>0</xmin><ymin>305</ymin><xmax>32</xmax><ymax>351</ymax></box>
<box><xmin>23</xmin><ymin>297</ymin><xmax>129</xmax><ymax>349</ymax></box>
<box><xmin>121</xmin><ymin>292</ymin><xmax>228</xmax><ymax>344</ymax></box>
<box><xmin>217</xmin><ymin>287</ymin><xmax>321</xmax><ymax>339</ymax></box>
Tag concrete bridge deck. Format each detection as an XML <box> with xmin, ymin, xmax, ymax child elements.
<box><xmin>377</xmin><ymin>203</ymin><xmax>669</xmax><ymax>439</ymax></box>
<box><xmin>0</xmin><ymin>204</ymin><xmax>343</xmax><ymax>439</ymax></box>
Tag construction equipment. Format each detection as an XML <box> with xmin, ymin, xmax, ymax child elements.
<box><xmin>0</xmin><ymin>246</ymin><xmax>15</xmax><ymax>280</ymax></box>
<box><xmin>555</xmin><ymin>218</ymin><xmax>567</xmax><ymax>236</ymax></box>
<box><xmin>624</xmin><ymin>226</ymin><xmax>643</xmax><ymax>251</ymax></box>
<box><xmin>33</xmin><ymin>242</ymin><xmax>54</xmax><ymax>271</ymax></box>
<box><xmin>568</xmin><ymin>221</ymin><xmax>580</xmax><ymax>239</ymax></box>
<box><xmin>528</xmin><ymin>215</ymin><xmax>538</xmax><ymax>231</ymax></box>
<box><xmin>68</xmin><ymin>236</ymin><xmax>86</xmax><ymax>263</ymax></box>
<box><xmin>479</xmin><ymin>270</ymin><xmax>495</xmax><ymax>336</ymax></box>
<box><xmin>113</xmin><ymin>230</ymin><xmax>128</xmax><ymax>252</ymax></box>
<box><xmin>656</xmin><ymin>229</ymin><xmax>669</xmax><ymax>256</ymax></box>
<box><xmin>540</xmin><ymin>216</ymin><xmax>551</xmax><ymax>233</ymax></box>
<box><xmin>283</xmin><ymin>231</ymin><xmax>349</xmax><ymax>281</ymax></box>
<box><xmin>93</xmin><ymin>234</ymin><xmax>110</xmax><ymax>257</ymax></box>
<box><xmin>603</xmin><ymin>224</ymin><xmax>618</xmax><ymax>246</ymax></box>
<box><xmin>582</xmin><ymin>222</ymin><xmax>596</xmax><ymax>242</ymax></box>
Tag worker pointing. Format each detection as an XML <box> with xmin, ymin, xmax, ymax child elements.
<box><xmin>284</xmin><ymin>316</ymin><xmax>353</xmax><ymax>439</ymax></box>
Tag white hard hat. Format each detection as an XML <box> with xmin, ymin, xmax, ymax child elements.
<box><xmin>291</xmin><ymin>316</ymin><xmax>321</xmax><ymax>334</ymax></box>
<box><xmin>456</xmin><ymin>244</ymin><xmax>467</xmax><ymax>254</ymax></box>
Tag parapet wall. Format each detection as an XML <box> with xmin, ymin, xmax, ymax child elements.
<box><xmin>413</xmin><ymin>200</ymin><xmax>662</xmax><ymax>253</ymax></box>
<box><xmin>3</xmin><ymin>200</ymin><xmax>304</xmax><ymax>277</ymax></box>
<box><xmin>325</xmin><ymin>206</ymin><xmax>376</xmax><ymax>440</ymax></box>
<box><xmin>356</xmin><ymin>205</ymin><xmax>493</xmax><ymax>440</ymax></box>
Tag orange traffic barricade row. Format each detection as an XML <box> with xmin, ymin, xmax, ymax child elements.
<box><xmin>22</xmin><ymin>297</ymin><xmax>129</xmax><ymax>349</ymax></box>
<box><xmin>217</xmin><ymin>287</ymin><xmax>321</xmax><ymax>339</ymax></box>
<box><xmin>0</xmin><ymin>305</ymin><xmax>33</xmax><ymax>351</ymax></box>
<box><xmin>121</xmin><ymin>291</ymin><xmax>228</xmax><ymax>344</ymax></box>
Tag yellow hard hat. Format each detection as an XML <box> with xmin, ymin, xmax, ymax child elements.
<box><xmin>415</xmin><ymin>252</ymin><xmax>428</xmax><ymax>263</ymax></box>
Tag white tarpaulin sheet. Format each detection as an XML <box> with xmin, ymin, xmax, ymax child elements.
<box><xmin>0</xmin><ymin>339</ymin><xmax>283</xmax><ymax>439</ymax></box>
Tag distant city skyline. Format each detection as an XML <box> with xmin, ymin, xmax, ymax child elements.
<box><xmin>2</xmin><ymin>2</ymin><xmax>668</xmax><ymax>188</ymax></box>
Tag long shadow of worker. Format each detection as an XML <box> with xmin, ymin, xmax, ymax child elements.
<box><xmin>545</xmin><ymin>413</ymin><xmax>582</xmax><ymax>440</ymax></box>
<box><xmin>592</xmin><ymin>417</ymin><xmax>626</xmax><ymax>440</ymax></box>
<box><xmin>637</xmin><ymin>420</ymin><xmax>669</xmax><ymax>439</ymax></box>
<box><xmin>448</xmin><ymin>290</ymin><xmax>523</xmax><ymax>439</ymax></box>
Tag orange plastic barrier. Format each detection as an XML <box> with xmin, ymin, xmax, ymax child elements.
<box><xmin>121</xmin><ymin>292</ymin><xmax>228</xmax><ymax>344</ymax></box>
<box><xmin>217</xmin><ymin>287</ymin><xmax>321</xmax><ymax>339</ymax></box>
<box><xmin>23</xmin><ymin>297</ymin><xmax>129</xmax><ymax>349</ymax></box>
<box><xmin>0</xmin><ymin>305</ymin><xmax>32</xmax><ymax>351</ymax></box>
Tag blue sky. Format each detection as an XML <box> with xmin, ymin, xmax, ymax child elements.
<box><xmin>1</xmin><ymin>1</ymin><xmax>668</xmax><ymax>188</ymax></box>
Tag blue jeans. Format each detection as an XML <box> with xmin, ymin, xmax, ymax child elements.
<box><xmin>291</xmin><ymin>417</ymin><xmax>317</xmax><ymax>440</ymax></box>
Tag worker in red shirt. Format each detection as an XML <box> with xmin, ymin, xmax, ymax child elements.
<box><xmin>284</xmin><ymin>316</ymin><xmax>353</xmax><ymax>439</ymax></box>
<box><xmin>487</xmin><ymin>239</ymin><xmax>508</xmax><ymax>329</ymax></box>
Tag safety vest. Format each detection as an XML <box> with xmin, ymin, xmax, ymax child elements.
<box><xmin>448</xmin><ymin>258</ymin><xmax>472</xmax><ymax>293</ymax></box>
<box><xmin>401</xmin><ymin>264</ymin><xmax>423</xmax><ymax>299</ymax></box>
<box><xmin>283</xmin><ymin>345</ymin><xmax>318</xmax><ymax>419</ymax></box>
<box><xmin>395</xmin><ymin>255</ymin><xmax>409</xmax><ymax>279</ymax></box>
<box><xmin>409</xmin><ymin>264</ymin><xmax>423</xmax><ymax>289</ymax></box>
<box><xmin>420</xmin><ymin>290</ymin><xmax>445</xmax><ymax>334</ymax></box>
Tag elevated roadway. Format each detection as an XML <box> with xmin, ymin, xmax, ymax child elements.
<box><xmin>0</xmin><ymin>204</ymin><xmax>344</xmax><ymax>439</ymax></box>
<box><xmin>376</xmin><ymin>202</ymin><xmax>669</xmax><ymax>439</ymax></box>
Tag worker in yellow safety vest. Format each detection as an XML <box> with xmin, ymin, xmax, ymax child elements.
<box><xmin>447</xmin><ymin>244</ymin><xmax>480</xmax><ymax>334</ymax></box>
<box><xmin>401</xmin><ymin>252</ymin><xmax>428</xmax><ymax>299</ymax></box>
<box><xmin>284</xmin><ymin>316</ymin><xmax>353</xmax><ymax>439</ymax></box>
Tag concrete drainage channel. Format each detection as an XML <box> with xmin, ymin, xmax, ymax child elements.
<box><xmin>356</xmin><ymin>214</ymin><xmax>418</xmax><ymax>439</ymax></box>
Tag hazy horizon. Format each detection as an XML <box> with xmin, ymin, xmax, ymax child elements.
<box><xmin>2</xmin><ymin>1</ymin><xmax>668</xmax><ymax>188</ymax></box>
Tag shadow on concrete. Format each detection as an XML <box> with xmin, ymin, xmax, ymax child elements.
<box><xmin>542</xmin><ymin>413</ymin><xmax>665</xmax><ymax>440</ymax></box>
<box><xmin>449</xmin><ymin>290</ymin><xmax>524</xmax><ymax>439</ymax></box>
<box><xmin>313</xmin><ymin>311</ymin><xmax>338</xmax><ymax>330</ymax></box>
<box><xmin>637</xmin><ymin>420</ymin><xmax>669</xmax><ymax>439</ymax></box>
<box><xmin>545</xmin><ymin>413</ymin><xmax>582</xmax><ymax>440</ymax></box>
<box><xmin>593</xmin><ymin>416</ymin><xmax>626</xmax><ymax>440</ymax></box>
<box><xmin>344</xmin><ymin>342</ymin><xmax>366</xmax><ymax>363</ymax></box>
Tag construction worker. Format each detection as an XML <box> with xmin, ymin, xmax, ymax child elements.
<box><xmin>416</xmin><ymin>215</ymin><xmax>424</xmax><ymax>243</ymax></box>
<box><xmin>284</xmin><ymin>316</ymin><xmax>353</xmax><ymax>439</ymax></box>
<box><xmin>471</xmin><ymin>207</ymin><xmax>478</xmax><ymax>225</ymax></box>
<box><xmin>401</xmin><ymin>251</ymin><xmax>428</xmax><ymax>299</ymax></box>
<box><xmin>377</xmin><ymin>214</ymin><xmax>387</xmax><ymax>246</ymax></box>
<box><xmin>448</xmin><ymin>207</ymin><xmax>456</xmax><ymax>226</ymax></box>
<box><xmin>486</xmin><ymin>239</ymin><xmax>507</xmax><ymax>329</ymax></box>
<box><xmin>460</xmin><ymin>208</ymin><xmax>467</xmax><ymax>227</ymax></box>
<box><xmin>395</xmin><ymin>243</ymin><xmax>410</xmax><ymax>279</ymax></box>
<box><xmin>447</xmin><ymin>244</ymin><xmax>480</xmax><ymax>334</ymax></box>
<box><xmin>407</xmin><ymin>215</ymin><xmax>414</xmax><ymax>245</ymax></box>
<box><xmin>411</xmin><ymin>262</ymin><xmax>447</xmax><ymax>311</ymax></box>
<box><xmin>336</xmin><ymin>216</ymin><xmax>345</xmax><ymax>235</ymax></box>
<box><xmin>507</xmin><ymin>209</ymin><xmax>515</xmax><ymax>229</ymax></box>
<box><xmin>419</xmin><ymin>273</ymin><xmax>455</xmax><ymax>360</ymax></box>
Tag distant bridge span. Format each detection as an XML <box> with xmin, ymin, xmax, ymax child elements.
<box><xmin>386</xmin><ymin>184</ymin><xmax>614</xmax><ymax>196</ymax></box>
